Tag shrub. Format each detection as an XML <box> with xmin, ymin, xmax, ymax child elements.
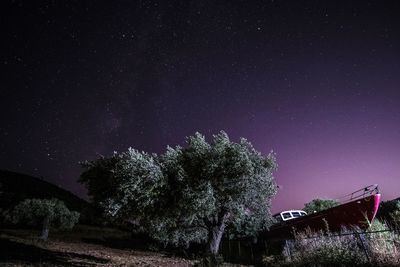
<box><xmin>366</xmin><ymin>220</ymin><xmax>400</xmax><ymax>266</ymax></box>
<box><xmin>303</xmin><ymin>198</ymin><xmax>339</xmax><ymax>214</ymax></box>
<box><xmin>283</xmin><ymin>228</ymin><xmax>365</xmax><ymax>266</ymax></box>
<box><xmin>390</xmin><ymin>201</ymin><xmax>400</xmax><ymax>226</ymax></box>
<box><xmin>273</xmin><ymin>220</ymin><xmax>400</xmax><ymax>267</ymax></box>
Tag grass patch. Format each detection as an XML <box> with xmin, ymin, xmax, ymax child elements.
<box><xmin>263</xmin><ymin>220</ymin><xmax>400</xmax><ymax>267</ymax></box>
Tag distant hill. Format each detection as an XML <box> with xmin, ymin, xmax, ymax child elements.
<box><xmin>0</xmin><ymin>170</ymin><xmax>96</xmax><ymax>223</ymax></box>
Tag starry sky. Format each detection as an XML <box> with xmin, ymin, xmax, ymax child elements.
<box><xmin>1</xmin><ymin>1</ymin><xmax>399</xmax><ymax>213</ymax></box>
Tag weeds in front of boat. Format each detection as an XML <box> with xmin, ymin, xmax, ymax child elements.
<box><xmin>263</xmin><ymin>219</ymin><xmax>400</xmax><ymax>267</ymax></box>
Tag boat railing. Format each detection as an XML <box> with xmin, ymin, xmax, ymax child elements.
<box><xmin>336</xmin><ymin>184</ymin><xmax>379</xmax><ymax>204</ymax></box>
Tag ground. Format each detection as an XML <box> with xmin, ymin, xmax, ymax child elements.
<box><xmin>0</xmin><ymin>226</ymin><xmax>249</xmax><ymax>267</ymax></box>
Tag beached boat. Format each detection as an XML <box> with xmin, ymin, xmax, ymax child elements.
<box><xmin>263</xmin><ymin>184</ymin><xmax>381</xmax><ymax>239</ymax></box>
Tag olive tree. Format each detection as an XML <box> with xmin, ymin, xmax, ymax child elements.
<box><xmin>79</xmin><ymin>131</ymin><xmax>278</xmax><ymax>255</ymax></box>
<box><xmin>303</xmin><ymin>198</ymin><xmax>339</xmax><ymax>214</ymax></box>
<box><xmin>12</xmin><ymin>198</ymin><xmax>80</xmax><ymax>240</ymax></box>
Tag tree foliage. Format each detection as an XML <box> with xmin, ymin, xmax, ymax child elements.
<box><xmin>377</xmin><ymin>199</ymin><xmax>400</xmax><ymax>225</ymax></box>
<box><xmin>390</xmin><ymin>201</ymin><xmax>400</xmax><ymax>225</ymax></box>
<box><xmin>79</xmin><ymin>131</ymin><xmax>278</xmax><ymax>254</ymax></box>
<box><xmin>12</xmin><ymin>198</ymin><xmax>80</xmax><ymax>240</ymax></box>
<box><xmin>303</xmin><ymin>198</ymin><xmax>339</xmax><ymax>214</ymax></box>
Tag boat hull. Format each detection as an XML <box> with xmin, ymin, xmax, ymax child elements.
<box><xmin>263</xmin><ymin>193</ymin><xmax>381</xmax><ymax>239</ymax></box>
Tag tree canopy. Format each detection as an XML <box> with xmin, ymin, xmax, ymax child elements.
<box><xmin>12</xmin><ymin>198</ymin><xmax>80</xmax><ymax>240</ymax></box>
<box><xmin>79</xmin><ymin>131</ymin><xmax>278</xmax><ymax>255</ymax></box>
<box><xmin>303</xmin><ymin>198</ymin><xmax>339</xmax><ymax>214</ymax></box>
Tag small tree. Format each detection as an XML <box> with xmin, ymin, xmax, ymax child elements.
<box><xmin>377</xmin><ymin>199</ymin><xmax>400</xmax><ymax>224</ymax></box>
<box><xmin>12</xmin><ymin>198</ymin><xmax>80</xmax><ymax>240</ymax></box>
<box><xmin>303</xmin><ymin>198</ymin><xmax>339</xmax><ymax>214</ymax></box>
<box><xmin>80</xmin><ymin>131</ymin><xmax>278</xmax><ymax>256</ymax></box>
<box><xmin>390</xmin><ymin>201</ymin><xmax>400</xmax><ymax>225</ymax></box>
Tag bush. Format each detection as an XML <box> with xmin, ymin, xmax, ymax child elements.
<box><xmin>303</xmin><ymin>198</ymin><xmax>339</xmax><ymax>214</ymax></box>
<box><xmin>390</xmin><ymin>201</ymin><xmax>400</xmax><ymax>226</ymax></box>
<box><xmin>377</xmin><ymin>200</ymin><xmax>400</xmax><ymax>225</ymax></box>
<box><xmin>366</xmin><ymin>220</ymin><xmax>400</xmax><ymax>266</ymax></box>
<box><xmin>283</xmin><ymin>229</ymin><xmax>365</xmax><ymax>266</ymax></box>
<box><xmin>267</xmin><ymin>220</ymin><xmax>400</xmax><ymax>267</ymax></box>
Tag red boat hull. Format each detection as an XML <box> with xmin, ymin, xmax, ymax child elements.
<box><xmin>263</xmin><ymin>193</ymin><xmax>381</xmax><ymax>239</ymax></box>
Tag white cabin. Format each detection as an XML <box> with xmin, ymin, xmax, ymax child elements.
<box><xmin>273</xmin><ymin>210</ymin><xmax>307</xmax><ymax>222</ymax></box>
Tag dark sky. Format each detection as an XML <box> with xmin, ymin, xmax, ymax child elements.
<box><xmin>2</xmin><ymin>1</ymin><xmax>399</xmax><ymax>212</ymax></box>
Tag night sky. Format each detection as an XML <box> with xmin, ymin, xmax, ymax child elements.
<box><xmin>2</xmin><ymin>1</ymin><xmax>399</xmax><ymax>213</ymax></box>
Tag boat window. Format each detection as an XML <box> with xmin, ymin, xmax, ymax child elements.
<box><xmin>282</xmin><ymin>212</ymin><xmax>292</xmax><ymax>219</ymax></box>
<box><xmin>291</xmin><ymin>211</ymin><xmax>301</xmax><ymax>218</ymax></box>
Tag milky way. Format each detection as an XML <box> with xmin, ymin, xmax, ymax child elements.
<box><xmin>2</xmin><ymin>1</ymin><xmax>400</xmax><ymax>212</ymax></box>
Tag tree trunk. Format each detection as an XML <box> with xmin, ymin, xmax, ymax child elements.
<box><xmin>40</xmin><ymin>216</ymin><xmax>50</xmax><ymax>240</ymax></box>
<box><xmin>208</xmin><ymin>224</ymin><xmax>225</xmax><ymax>255</ymax></box>
<box><xmin>207</xmin><ymin>214</ymin><xmax>229</xmax><ymax>256</ymax></box>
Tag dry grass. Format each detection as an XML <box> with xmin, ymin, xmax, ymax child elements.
<box><xmin>0</xmin><ymin>225</ymin><xmax>195</xmax><ymax>267</ymax></box>
<box><xmin>268</xmin><ymin>220</ymin><xmax>400</xmax><ymax>267</ymax></box>
<box><xmin>0</xmin><ymin>225</ymin><xmax>249</xmax><ymax>267</ymax></box>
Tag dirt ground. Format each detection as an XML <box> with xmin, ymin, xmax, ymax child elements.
<box><xmin>0</xmin><ymin>226</ymin><xmax>249</xmax><ymax>267</ymax></box>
